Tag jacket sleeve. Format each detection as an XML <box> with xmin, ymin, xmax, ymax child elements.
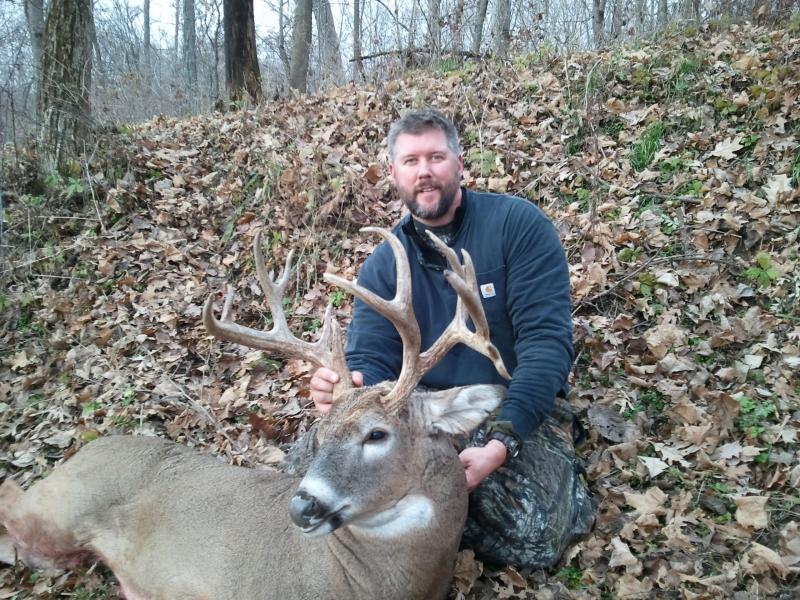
<box><xmin>344</xmin><ymin>248</ymin><xmax>403</xmax><ymax>386</ymax></box>
<box><xmin>498</xmin><ymin>203</ymin><xmax>574</xmax><ymax>439</ymax></box>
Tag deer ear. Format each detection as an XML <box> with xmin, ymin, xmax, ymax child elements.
<box><xmin>411</xmin><ymin>385</ymin><xmax>505</xmax><ymax>435</ymax></box>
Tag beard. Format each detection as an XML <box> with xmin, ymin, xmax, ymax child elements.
<box><xmin>398</xmin><ymin>175</ymin><xmax>462</xmax><ymax>221</ymax></box>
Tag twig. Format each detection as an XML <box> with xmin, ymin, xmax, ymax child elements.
<box><xmin>578</xmin><ymin>254</ymin><xmax>740</xmax><ymax>308</ymax></box>
<box><xmin>82</xmin><ymin>158</ymin><xmax>106</xmax><ymax>234</ymax></box>
<box><xmin>0</xmin><ymin>240</ymin><xmax>86</xmax><ymax>276</ymax></box>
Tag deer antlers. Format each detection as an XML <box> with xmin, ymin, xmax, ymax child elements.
<box><xmin>202</xmin><ymin>232</ymin><xmax>352</xmax><ymax>395</ymax></box>
<box><xmin>204</xmin><ymin>228</ymin><xmax>509</xmax><ymax>412</ymax></box>
<box><xmin>326</xmin><ymin>228</ymin><xmax>510</xmax><ymax>411</ymax></box>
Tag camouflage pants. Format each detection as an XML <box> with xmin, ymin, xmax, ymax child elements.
<box><xmin>460</xmin><ymin>403</ymin><xmax>594</xmax><ymax>570</ymax></box>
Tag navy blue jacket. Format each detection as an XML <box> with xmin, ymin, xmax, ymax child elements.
<box><xmin>345</xmin><ymin>188</ymin><xmax>573</xmax><ymax>439</ymax></box>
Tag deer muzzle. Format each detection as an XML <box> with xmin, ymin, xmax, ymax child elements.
<box><xmin>289</xmin><ymin>489</ymin><xmax>347</xmax><ymax>536</ymax></box>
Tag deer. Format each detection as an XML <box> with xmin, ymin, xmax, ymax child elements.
<box><xmin>0</xmin><ymin>227</ymin><xmax>511</xmax><ymax>600</ymax></box>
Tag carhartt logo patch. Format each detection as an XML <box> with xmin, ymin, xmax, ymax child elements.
<box><xmin>480</xmin><ymin>283</ymin><xmax>496</xmax><ymax>298</ymax></box>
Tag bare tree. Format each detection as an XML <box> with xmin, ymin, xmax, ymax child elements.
<box><xmin>428</xmin><ymin>0</ymin><xmax>441</xmax><ymax>58</ymax></box>
<box><xmin>658</xmin><ymin>0</ymin><xmax>669</xmax><ymax>27</ymax></box>
<box><xmin>277</xmin><ymin>0</ymin><xmax>290</xmax><ymax>71</ymax></box>
<box><xmin>37</xmin><ymin>0</ymin><xmax>94</xmax><ymax>173</ymax></box>
<box><xmin>592</xmin><ymin>0</ymin><xmax>607</xmax><ymax>47</ymax></box>
<box><xmin>142</xmin><ymin>0</ymin><xmax>150</xmax><ymax>73</ymax></box>
<box><xmin>353</xmin><ymin>0</ymin><xmax>363</xmax><ymax>79</ymax></box>
<box><xmin>23</xmin><ymin>0</ymin><xmax>44</xmax><ymax>108</ymax></box>
<box><xmin>492</xmin><ymin>0</ymin><xmax>512</xmax><ymax>56</ymax></box>
<box><xmin>23</xmin><ymin>0</ymin><xmax>44</xmax><ymax>75</ymax></box>
<box><xmin>199</xmin><ymin>0</ymin><xmax>223</xmax><ymax>100</ymax></box>
<box><xmin>223</xmin><ymin>0</ymin><xmax>261</xmax><ymax>103</ymax></box>
<box><xmin>184</xmin><ymin>0</ymin><xmax>198</xmax><ymax>87</ymax></box>
<box><xmin>451</xmin><ymin>0</ymin><xmax>465</xmax><ymax>55</ymax></box>
<box><xmin>313</xmin><ymin>0</ymin><xmax>344</xmax><ymax>85</ymax></box>
<box><xmin>174</xmin><ymin>0</ymin><xmax>181</xmax><ymax>50</ymax></box>
<box><xmin>288</xmin><ymin>0</ymin><xmax>312</xmax><ymax>92</ymax></box>
<box><xmin>472</xmin><ymin>0</ymin><xmax>489</xmax><ymax>54</ymax></box>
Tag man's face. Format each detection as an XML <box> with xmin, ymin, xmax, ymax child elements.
<box><xmin>388</xmin><ymin>129</ymin><xmax>464</xmax><ymax>225</ymax></box>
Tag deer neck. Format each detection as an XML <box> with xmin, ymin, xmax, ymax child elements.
<box><xmin>322</xmin><ymin>438</ymin><xmax>467</xmax><ymax>598</ymax></box>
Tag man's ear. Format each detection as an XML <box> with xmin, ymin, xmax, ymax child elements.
<box><xmin>409</xmin><ymin>385</ymin><xmax>505</xmax><ymax>435</ymax></box>
<box><xmin>387</xmin><ymin>161</ymin><xmax>396</xmax><ymax>183</ymax></box>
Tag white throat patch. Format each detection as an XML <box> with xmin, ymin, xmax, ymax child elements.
<box><xmin>351</xmin><ymin>495</ymin><xmax>434</xmax><ymax>539</ymax></box>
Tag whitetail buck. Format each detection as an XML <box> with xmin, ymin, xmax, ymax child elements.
<box><xmin>0</xmin><ymin>228</ymin><xmax>510</xmax><ymax>600</ymax></box>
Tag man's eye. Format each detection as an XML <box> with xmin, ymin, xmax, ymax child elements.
<box><xmin>365</xmin><ymin>429</ymin><xmax>387</xmax><ymax>442</ymax></box>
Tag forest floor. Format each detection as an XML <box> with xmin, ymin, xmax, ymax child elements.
<box><xmin>1</xmin><ymin>20</ymin><xmax>799</xmax><ymax>600</ymax></box>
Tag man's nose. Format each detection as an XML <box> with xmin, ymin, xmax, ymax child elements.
<box><xmin>416</xmin><ymin>159</ymin><xmax>432</xmax><ymax>177</ymax></box>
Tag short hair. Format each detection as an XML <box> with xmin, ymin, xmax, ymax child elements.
<box><xmin>387</xmin><ymin>109</ymin><xmax>461</xmax><ymax>161</ymax></box>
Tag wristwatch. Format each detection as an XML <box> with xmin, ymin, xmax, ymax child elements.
<box><xmin>487</xmin><ymin>431</ymin><xmax>522</xmax><ymax>458</ymax></box>
<box><xmin>483</xmin><ymin>420</ymin><xmax>522</xmax><ymax>458</ymax></box>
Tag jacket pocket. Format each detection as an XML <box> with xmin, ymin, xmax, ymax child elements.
<box><xmin>475</xmin><ymin>265</ymin><xmax>507</xmax><ymax>325</ymax></box>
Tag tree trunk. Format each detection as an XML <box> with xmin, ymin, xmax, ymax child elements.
<box><xmin>428</xmin><ymin>0</ymin><xmax>441</xmax><ymax>59</ymax></box>
<box><xmin>277</xmin><ymin>0</ymin><xmax>290</xmax><ymax>71</ymax></box>
<box><xmin>610</xmin><ymin>0</ymin><xmax>624</xmax><ymax>40</ymax></box>
<box><xmin>492</xmin><ymin>0</ymin><xmax>511</xmax><ymax>57</ymax></box>
<box><xmin>37</xmin><ymin>0</ymin><xmax>93</xmax><ymax>174</ymax></box>
<box><xmin>313</xmin><ymin>0</ymin><xmax>344</xmax><ymax>85</ymax></box>
<box><xmin>224</xmin><ymin>0</ymin><xmax>262</xmax><ymax>104</ymax></box>
<box><xmin>592</xmin><ymin>0</ymin><xmax>606</xmax><ymax>48</ymax></box>
<box><xmin>471</xmin><ymin>0</ymin><xmax>489</xmax><ymax>54</ymax></box>
<box><xmin>24</xmin><ymin>0</ymin><xmax>45</xmax><ymax>107</ymax></box>
<box><xmin>24</xmin><ymin>0</ymin><xmax>45</xmax><ymax>75</ymax></box>
<box><xmin>451</xmin><ymin>0</ymin><xmax>465</xmax><ymax>55</ymax></box>
<box><xmin>288</xmin><ymin>0</ymin><xmax>313</xmax><ymax>92</ymax></box>
<box><xmin>174</xmin><ymin>0</ymin><xmax>180</xmax><ymax>51</ymax></box>
<box><xmin>353</xmin><ymin>0</ymin><xmax>363</xmax><ymax>80</ymax></box>
<box><xmin>658</xmin><ymin>0</ymin><xmax>668</xmax><ymax>27</ymax></box>
<box><xmin>142</xmin><ymin>0</ymin><xmax>150</xmax><ymax>72</ymax></box>
<box><xmin>183</xmin><ymin>0</ymin><xmax>198</xmax><ymax>87</ymax></box>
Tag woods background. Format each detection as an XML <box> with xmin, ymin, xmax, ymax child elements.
<box><xmin>1</xmin><ymin>0</ymin><xmax>798</xmax><ymax>166</ymax></box>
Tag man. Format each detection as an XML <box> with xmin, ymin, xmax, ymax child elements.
<box><xmin>310</xmin><ymin>108</ymin><xmax>574</xmax><ymax>492</ymax></box>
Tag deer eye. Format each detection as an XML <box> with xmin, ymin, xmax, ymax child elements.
<box><xmin>365</xmin><ymin>429</ymin><xmax>388</xmax><ymax>443</ymax></box>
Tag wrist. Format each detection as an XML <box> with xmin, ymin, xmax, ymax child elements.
<box><xmin>484</xmin><ymin>439</ymin><xmax>508</xmax><ymax>465</ymax></box>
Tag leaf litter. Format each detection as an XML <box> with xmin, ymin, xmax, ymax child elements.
<box><xmin>1</xmin><ymin>21</ymin><xmax>799</xmax><ymax>599</ymax></box>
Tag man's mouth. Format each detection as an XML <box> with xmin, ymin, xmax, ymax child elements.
<box><xmin>416</xmin><ymin>185</ymin><xmax>439</xmax><ymax>195</ymax></box>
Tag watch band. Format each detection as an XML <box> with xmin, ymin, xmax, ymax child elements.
<box><xmin>487</xmin><ymin>431</ymin><xmax>521</xmax><ymax>458</ymax></box>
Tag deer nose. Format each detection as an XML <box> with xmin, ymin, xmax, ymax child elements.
<box><xmin>289</xmin><ymin>490</ymin><xmax>326</xmax><ymax>527</ymax></box>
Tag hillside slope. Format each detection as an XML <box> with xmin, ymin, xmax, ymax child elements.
<box><xmin>1</xmin><ymin>21</ymin><xmax>799</xmax><ymax>599</ymax></box>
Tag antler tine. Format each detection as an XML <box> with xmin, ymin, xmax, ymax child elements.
<box><xmin>203</xmin><ymin>233</ymin><xmax>352</xmax><ymax>395</ymax></box>
<box><xmin>419</xmin><ymin>231</ymin><xmax>511</xmax><ymax>382</ymax></box>
<box><xmin>254</xmin><ymin>231</ymin><xmax>293</xmax><ymax>333</ymax></box>
<box><xmin>323</xmin><ymin>227</ymin><xmax>423</xmax><ymax>406</ymax></box>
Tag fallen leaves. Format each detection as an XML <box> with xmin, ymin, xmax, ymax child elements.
<box><xmin>1</xmin><ymin>19</ymin><xmax>799</xmax><ymax>600</ymax></box>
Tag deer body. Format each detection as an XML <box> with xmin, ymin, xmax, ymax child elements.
<box><xmin>1</xmin><ymin>228</ymin><xmax>511</xmax><ymax>599</ymax></box>
<box><xmin>1</xmin><ymin>385</ymin><xmax>503</xmax><ymax>600</ymax></box>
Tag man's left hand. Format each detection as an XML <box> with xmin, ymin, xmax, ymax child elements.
<box><xmin>459</xmin><ymin>440</ymin><xmax>507</xmax><ymax>491</ymax></box>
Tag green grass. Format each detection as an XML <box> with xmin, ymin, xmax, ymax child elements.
<box><xmin>791</xmin><ymin>150</ymin><xmax>800</xmax><ymax>187</ymax></box>
<box><xmin>630</xmin><ymin>122</ymin><xmax>665</xmax><ymax>171</ymax></box>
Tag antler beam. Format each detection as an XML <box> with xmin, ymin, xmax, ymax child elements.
<box><xmin>203</xmin><ymin>232</ymin><xmax>352</xmax><ymax>395</ymax></box>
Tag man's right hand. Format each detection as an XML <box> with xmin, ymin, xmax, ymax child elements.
<box><xmin>309</xmin><ymin>368</ymin><xmax>364</xmax><ymax>413</ymax></box>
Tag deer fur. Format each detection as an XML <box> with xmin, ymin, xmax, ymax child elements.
<box><xmin>0</xmin><ymin>383</ymin><xmax>504</xmax><ymax>600</ymax></box>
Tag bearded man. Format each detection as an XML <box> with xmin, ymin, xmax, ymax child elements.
<box><xmin>309</xmin><ymin>109</ymin><xmax>592</xmax><ymax>568</ymax></box>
